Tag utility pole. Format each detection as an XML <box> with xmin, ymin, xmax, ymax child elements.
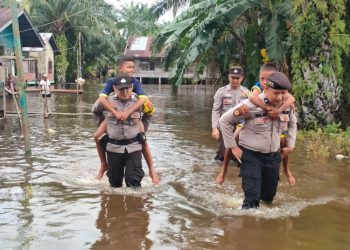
<box><xmin>11</xmin><ymin>0</ymin><xmax>31</xmax><ymax>154</ymax></box>
<box><xmin>76</xmin><ymin>32</ymin><xmax>82</xmax><ymax>94</ymax></box>
<box><xmin>77</xmin><ymin>32</ymin><xmax>82</xmax><ymax>79</ymax></box>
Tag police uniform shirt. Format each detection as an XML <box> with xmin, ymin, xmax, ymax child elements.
<box><xmin>106</xmin><ymin>93</ymin><xmax>143</xmax><ymax>153</ymax></box>
<box><xmin>219</xmin><ymin>92</ymin><xmax>297</xmax><ymax>153</ymax></box>
<box><xmin>212</xmin><ymin>85</ymin><xmax>249</xmax><ymax>129</ymax></box>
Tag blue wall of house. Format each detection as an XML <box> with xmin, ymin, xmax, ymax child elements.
<box><xmin>0</xmin><ymin>26</ymin><xmax>15</xmax><ymax>49</ymax></box>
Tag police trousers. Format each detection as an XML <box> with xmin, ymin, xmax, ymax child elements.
<box><xmin>106</xmin><ymin>150</ymin><xmax>144</xmax><ymax>188</ymax></box>
<box><xmin>240</xmin><ymin>147</ymin><xmax>281</xmax><ymax>209</ymax></box>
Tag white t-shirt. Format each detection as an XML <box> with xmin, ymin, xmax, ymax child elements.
<box><xmin>40</xmin><ymin>79</ymin><xmax>51</xmax><ymax>95</ymax></box>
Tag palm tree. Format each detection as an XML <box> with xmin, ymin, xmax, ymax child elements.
<box><xmin>151</xmin><ymin>0</ymin><xmax>191</xmax><ymax>18</ymax></box>
<box><xmin>155</xmin><ymin>0</ymin><xmax>350</xmax><ymax>127</ymax></box>
<box><xmin>291</xmin><ymin>0</ymin><xmax>350</xmax><ymax>127</ymax></box>
<box><xmin>116</xmin><ymin>2</ymin><xmax>161</xmax><ymax>37</ymax></box>
<box><xmin>22</xmin><ymin>0</ymin><xmax>120</xmax><ymax>82</ymax></box>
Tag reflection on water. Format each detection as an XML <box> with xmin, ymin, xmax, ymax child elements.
<box><xmin>0</xmin><ymin>83</ymin><xmax>349</xmax><ymax>249</ymax></box>
<box><xmin>92</xmin><ymin>194</ymin><xmax>152</xmax><ymax>250</ymax></box>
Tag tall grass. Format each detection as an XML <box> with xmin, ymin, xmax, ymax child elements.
<box><xmin>298</xmin><ymin>123</ymin><xmax>350</xmax><ymax>158</ymax></box>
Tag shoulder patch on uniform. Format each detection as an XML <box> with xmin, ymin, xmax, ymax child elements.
<box><xmin>233</xmin><ymin>104</ymin><xmax>249</xmax><ymax>116</ymax></box>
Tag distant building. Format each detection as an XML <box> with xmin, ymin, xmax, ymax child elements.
<box><xmin>23</xmin><ymin>33</ymin><xmax>60</xmax><ymax>84</ymax></box>
<box><xmin>124</xmin><ymin>36</ymin><xmax>195</xmax><ymax>84</ymax></box>
<box><xmin>0</xmin><ymin>8</ymin><xmax>59</xmax><ymax>86</ymax></box>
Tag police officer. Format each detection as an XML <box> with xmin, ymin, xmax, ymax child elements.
<box><xmin>219</xmin><ymin>72</ymin><xmax>297</xmax><ymax>209</ymax></box>
<box><xmin>92</xmin><ymin>57</ymin><xmax>159</xmax><ymax>184</ymax></box>
<box><xmin>98</xmin><ymin>74</ymin><xmax>145</xmax><ymax>187</ymax></box>
<box><xmin>212</xmin><ymin>66</ymin><xmax>249</xmax><ymax>162</ymax></box>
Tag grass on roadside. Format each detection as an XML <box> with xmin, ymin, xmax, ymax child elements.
<box><xmin>297</xmin><ymin>122</ymin><xmax>350</xmax><ymax>158</ymax></box>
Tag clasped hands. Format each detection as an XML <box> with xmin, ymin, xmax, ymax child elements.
<box><xmin>265</xmin><ymin>105</ymin><xmax>280</xmax><ymax>119</ymax></box>
<box><xmin>113</xmin><ymin>110</ymin><xmax>131</xmax><ymax>121</ymax></box>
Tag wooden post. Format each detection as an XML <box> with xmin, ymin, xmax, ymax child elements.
<box><xmin>3</xmin><ymin>83</ymin><xmax>6</xmax><ymax>118</ymax></box>
<box><xmin>11</xmin><ymin>0</ymin><xmax>31</xmax><ymax>154</ymax></box>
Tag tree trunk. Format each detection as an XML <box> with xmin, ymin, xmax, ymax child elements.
<box><xmin>54</xmin><ymin>34</ymin><xmax>69</xmax><ymax>84</ymax></box>
<box><xmin>298</xmin><ymin>46</ymin><xmax>342</xmax><ymax>127</ymax></box>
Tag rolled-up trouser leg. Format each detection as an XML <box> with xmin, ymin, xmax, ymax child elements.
<box><xmin>240</xmin><ymin>148</ymin><xmax>262</xmax><ymax>208</ymax></box>
<box><xmin>261</xmin><ymin>152</ymin><xmax>281</xmax><ymax>202</ymax></box>
<box><xmin>124</xmin><ymin>151</ymin><xmax>144</xmax><ymax>187</ymax></box>
<box><xmin>106</xmin><ymin>151</ymin><xmax>126</xmax><ymax>187</ymax></box>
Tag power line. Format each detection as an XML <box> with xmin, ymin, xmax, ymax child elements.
<box><xmin>0</xmin><ymin>6</ymin><xmax>95</xmax><ymax>38</ymax></box>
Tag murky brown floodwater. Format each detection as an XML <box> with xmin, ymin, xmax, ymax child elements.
<box><xmin>0</xmin><ymin>83</ymin><xmax>349</xmax><ymax>250</ymax></box>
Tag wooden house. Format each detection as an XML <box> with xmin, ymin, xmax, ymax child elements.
<box><xmin>23</xmin><ymin>33</ymin><xmax>60</xmax><ymax>84</ymax></box>
<box><xmin>124</xmin><ymin>36</ymin><xmax>219</xmax><ymax>85</ymax></box>
<box><xmin>0</xmin><ymin>7</ymin><xmax>47</xmax><ymax>85</ymax></box>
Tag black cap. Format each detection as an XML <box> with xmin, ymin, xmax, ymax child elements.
<box><xmin>267</xmin><ymin>72</ymin><xmax>291</xmax><ymax>90</ymax></box>
<box><xmin>229</xmin><ymin>66</ymin><xmax>244</xmax><ymax>77</ymax></box>
<box><xmin>112</xmin><ymin>74</ymin><xmax>133</xmax><ymax>89</ymax></box>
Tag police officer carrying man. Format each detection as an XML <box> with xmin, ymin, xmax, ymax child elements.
<box><xmin>96</xmin><ymin>74</ymin><xmax>147</xmax><ymax>187</ymax></box>
<box><xmin>212</xmin><ymin>66</ymin><xmax>249</xmax><ymax>163</ymax></box>
<box><xmin>219</xmin><ymin>72</ymin><xmax>297</xmax><ymax>209</ymax></box>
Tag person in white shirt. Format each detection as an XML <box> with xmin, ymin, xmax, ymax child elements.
<box><xmin>39</xmin><ymin>74</ymin><xmax>51</xmax><ymax>98</ymax></box>
<box><xmin>39</xmin><ymin>74</ymin><xmax>51</xmax><ymax>117</ymax></box>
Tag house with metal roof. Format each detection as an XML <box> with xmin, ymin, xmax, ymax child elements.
<box><xmin>124</xmin><ymin>36</ymin><xmax>170</xmax><ymax>84</ymax></box>
<box><xmin>0</xmin><ymin>7</ymin><xmax>57</xmax><ymax>86</ymax></box>
<box><xmin>124</xmin><ymin>36</ymin><xmax>219</xmax><ymax>85</ymax></box>
<box><xmin>23</xmin><ymin>33</ymin><xmax>60</xmax><ymax>84</ymax></box>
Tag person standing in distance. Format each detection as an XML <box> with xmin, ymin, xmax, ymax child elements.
<box><xmin>39</xmin><ymin>73</ymin><xmax>51</xmax><ymax>117</ymax></box>
<box><xmin>211</xmin><ymin>66</ymin><xmax>249</xmax><ymax>165</ymax></box>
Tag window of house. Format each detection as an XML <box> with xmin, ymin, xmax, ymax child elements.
<box><xmin>48</xmin><ymin>59</ymin><xmax>53</xmax><ymax>73</ymax></box>
<box><xmin>28</xmin><ymin>61</ymin><xmax>36</xmax><ymax>73</ymax></box>
<box><xmin>150</xmin><ymin>62</ymin><xmax>155</xmax><ymax>71</ymax></box>
<box><xmin>10</xmin><ymin>60</ymin><xmax>17</xmax><ymax>76</ymax></box>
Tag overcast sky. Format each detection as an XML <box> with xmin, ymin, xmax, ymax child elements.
<box><xmin>105</xmin><ymin>0</ymin><xmax>174</xmax><ymax>23</ymax></box>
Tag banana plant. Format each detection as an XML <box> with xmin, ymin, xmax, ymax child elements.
<box><xmin>153</xmin><ymin>0</ymin><xmax>293</xmax><ymax>86</ymax></box>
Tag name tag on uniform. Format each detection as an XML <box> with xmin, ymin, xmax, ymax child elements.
<box><xmin>223</xmin><ymin>98</ymin><xmax>233</xmax><ymax>105</ymax></box>
<box><xmin>240</xmin><ymin>93</ymin><xmax>248</xmax><ymax>98</ymax></box>
<box><xmin>279</xmin><ymin>114</ymin><xmax>290</xmax><ymax>122</ymax></box>
<box><xmin>255</xmin><ymin>117</ymin><xmax>268</xmax><ymax>124</ymax></box>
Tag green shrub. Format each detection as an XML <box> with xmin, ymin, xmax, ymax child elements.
<box><xmin>323</xmin><ymin>122</ymin><xmax>342</xmax><ymax>134</ymax></box>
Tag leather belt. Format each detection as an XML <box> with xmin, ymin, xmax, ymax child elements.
<box><xmin>108</xmin><ymin>137</ymin><xmax>139</xmax><ymax>145</ymax></box>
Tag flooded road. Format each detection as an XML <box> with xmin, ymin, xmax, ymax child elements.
<box><xmin>0</xmin><ymin>83</ymin><xmax>349</xmax><ymax>250</ymax></box>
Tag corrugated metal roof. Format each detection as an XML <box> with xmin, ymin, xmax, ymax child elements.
<box><xmin>124</xmin><ymin>36</ymin><xmax>164</xmax><ymax>58</ymax></box>
<box><xmin>39</xmin><ymin>33</ymin><xmax>60</xmax><ymax>54</ymax></box>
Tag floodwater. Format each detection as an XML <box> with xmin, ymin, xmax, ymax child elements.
<box><xmin>0</xmin><ymin>83</ymin><xmax>349</xmax><ymax>250</ymax></box>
